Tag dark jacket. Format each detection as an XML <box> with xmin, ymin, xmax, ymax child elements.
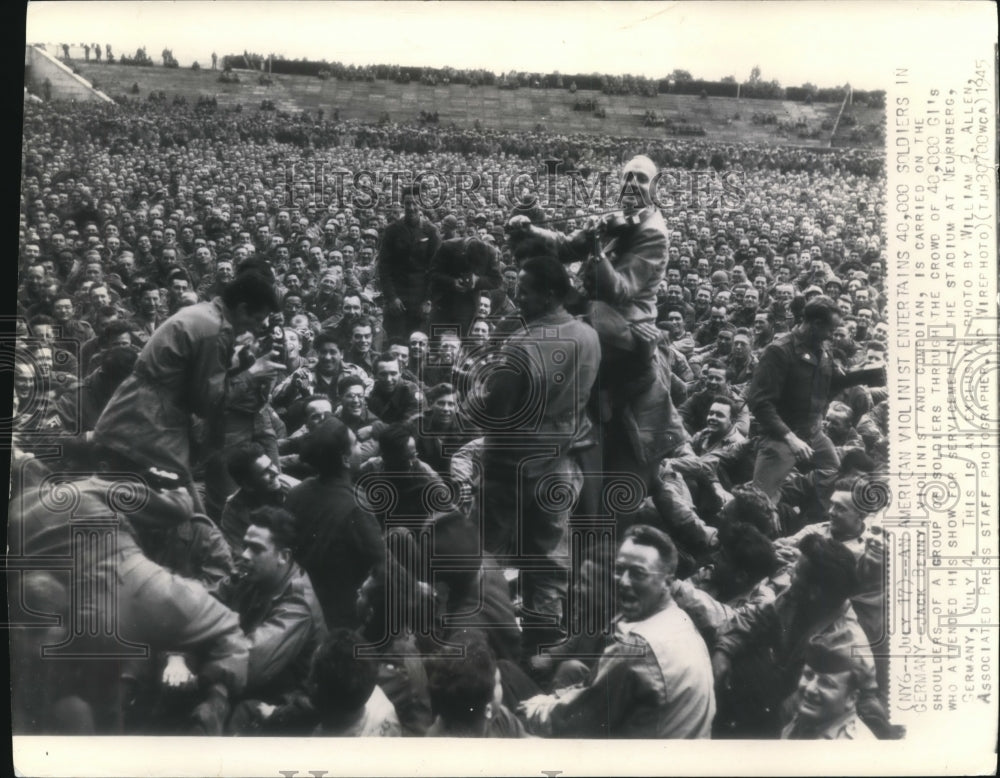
<box><xmin>357</xmin><ymin>457</ymin><xmax>453</xmax><ymax>525</ymax></box>
<box><xmin>747</xmin><ymin>329</ymin><xmax>886</xmax><ymax>439</ymax></box>
<box><xmin>714</xmin><ymin>590</ymin><xmax>883</xmax><ymax>737</ymax></box>
<box><xmin>54</xmin><ymin>369</ymin><xmax>121</xmax><ymax>432</ymax></box>
<box><xmin>215</xmin><ymin>564</ymin><xmax>326</xmax><ymax>701</ymax></box>
<box><xmin>143</xmin><ymin>514</ymin><xmax>234</xmax><ymax>591</ymax></box>
<box><xmin>428</xmin><ymin>237</ymin><xmax>502</xmax><ymax>337</ymax></box>
<box><xmin>437</xmin><ymin>564</ymin><xmax>522</xmax><ymax>664</ymax></box>
<box><xmin>367</xmin><ymin>379</ymin><xmax>423</xmax><ymax>424</ymax></box>
<box><xmin>377</xmin><ymin>217</ymin><xmax>441</xmax><ymax>308</ymax></box>
<box><xmin>413</xmin><ymin>409</ymin><xmax>476</xmax><ymax>475</ymax></box>
<box><xmin>285</xmin><ymin>473</ymin><xmax>386</xmax><ymax>628</ymax></box>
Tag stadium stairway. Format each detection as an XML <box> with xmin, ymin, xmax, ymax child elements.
<box><xmin>24</xmin><ymin>45</ymin><xmax>114</xmax><ymax>104</ymax></box>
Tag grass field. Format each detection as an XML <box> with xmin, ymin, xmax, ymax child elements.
<box><xmin>75</xmin><ymin>62</ymin><xmax>864</xmax><ymax>147</ymax></box>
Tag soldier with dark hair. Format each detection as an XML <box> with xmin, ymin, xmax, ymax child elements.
<box><xmin>92</xmin><ymin>273</ymin><xmax>282</xmax><ymax>510</ymax></box>
<box><xmin>366</xmin><ymin>352</ymin><xmax>422</xmax><ymax>423</ymax></box>
<box><xmin>215</xmin><ymin>506</ymin><xmax>326</xmax><ymax>733</ymax></box>
<box><xmin>55</xmin><ymin>344</ymin><xmax>137</xmax><ymax>432</ymax></box>
<box><xmin>426</xmin><ymin>630</ymin><xmax>525</xmax><ymax>738</ymax></box>
<box><xmin>712</xmin><ymin>534</ymin><xmax>893</xmax><ymax>738</ymax></box>
<box><xmin>220</xmin><ymin>442</ymin><xmax>288</xmax><ymax>554</ymax></box>
<box><xmin>747</xmin><ymin>295</ymin><xmax>885</xmax><ymax>512</ymax></box>
<box><xmin>481</xmin><ymin>256</ymin><xmax>600</xmax><ymax>638</ymax></box>
<box><xmin>345</xmin><ymin>314</ymin><xmax>378</xmax><ymax>376</ymax></box>
<box><xmin>285</xmin><ymin>418</ymin><xmax>387</xmax><ymax>628</ymax></box>
<box><xmin>412</xmin><ymin>382</ymin><xmax>474</xmax><ymax>475</ymax></box>
<box><xmin>378</xmin><ymin>185</ymin><xmax>440</xmax><ymax>340</ymax></box>
<box><xmin>671</xmin><ymin>521</ymin><xmax>782</xmax><ymax>646</ymax></box>
<box><xmin>308</xmin><ymin>628</ymin><xmax>401</xmax><ymax>736</ymax></box>
<box><xmin>428</xmin><ymin>236</ymin><xmax>503</xmax><ymax>339</ymax></box>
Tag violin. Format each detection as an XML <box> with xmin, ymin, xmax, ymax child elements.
<box><xmin>585</xmin><ymin>210</ymin><xmax>643</xmax><ymax>262</ymax></box>
<box><xmin>596</xmin><ymin>210</ymin><xmax>642</xmax><ymax>238</ymax></box>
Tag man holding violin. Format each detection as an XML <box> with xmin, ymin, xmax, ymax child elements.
<box><xmin>506</xmin><ymin>155</ymin><xmax>684</xmax><ymax>492</ymax></box>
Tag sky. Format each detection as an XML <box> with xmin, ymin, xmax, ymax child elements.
<box><xmin>24</xmin><ymin>1</ymin><xmax>996</xmax><ymax>92</ymax></box>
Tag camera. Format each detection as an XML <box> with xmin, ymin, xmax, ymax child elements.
<box><xmin>260</xmin><ymin>318</ymin><xmax>285</xmax><ymax>363</ymax></box>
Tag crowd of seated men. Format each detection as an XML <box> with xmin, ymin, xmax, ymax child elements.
<box><xmin>10</xmin><ymin>96</ymin><xmax>895</xmax><ymax>740</ymax></box>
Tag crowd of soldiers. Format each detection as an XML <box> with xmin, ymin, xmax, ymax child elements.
<box><xmin>9</xmin><ymin>96</ymin><xmax>897</xmax><ymax>740</ymax></box>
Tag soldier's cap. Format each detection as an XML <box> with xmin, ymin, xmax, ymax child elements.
<box><xmin>104</xmin><ymin>273</ymin><xmax>126</xmax><ymax>294</ymax></box>
<box><xmin>803</xmin><ymin>631</ymin><xmax>859</xmax><ymax>676</ymax></box>
<box><xmin>97</xmin><ymin>463</ymin><xmax>182</xmax><ymax>492</ymax></box>
<box><xmin>804</xmin><ymin>285</ymin><xmax>824</xmax><ymax>296</ymax></box>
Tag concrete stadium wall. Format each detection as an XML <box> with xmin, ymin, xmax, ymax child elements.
<box><xmin>24</xmin><ymin>46</ymin><xmax>113</xmax><ymax>104</ymax></box>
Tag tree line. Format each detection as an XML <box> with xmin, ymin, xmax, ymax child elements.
<box><xmin>217</xmin><ymin>55</ymin><xmax>886</xmax><ymax>106</ymax></box>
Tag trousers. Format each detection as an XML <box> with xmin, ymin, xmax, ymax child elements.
<box><xmin>752</xmin><ymin>428</ymin><xmax>840</xmax><ymax>512</ymax></box>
